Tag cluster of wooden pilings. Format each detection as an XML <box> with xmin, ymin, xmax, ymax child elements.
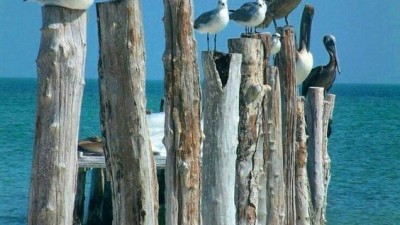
<box><xmin>27</xmin><ymin>1</ymin><xmax>335</xmax><ymax>225</ymax></box>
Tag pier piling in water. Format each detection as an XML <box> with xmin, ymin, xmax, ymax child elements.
<box><xmin>27</xmin><ymin>2</ymin><xmax>336</xmax><ymax>225</ymax></box>
<box><xmin>96</xmin><ymin>0</ymin><xmax>158</xmax><ymax>224</ymax></box>
<box><xmin>201</xmin><ymin>51</ymin><xmax>242</xmax><ymax>225</ymax></box>
<box><xmin>28</xmin><ymin>6</ymin><xmax>86</xmax><ymax>225</ymax></box>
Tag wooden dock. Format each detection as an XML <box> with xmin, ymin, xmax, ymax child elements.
<box><xmin>78</xmin><ymin>152</ymin><xmax>166</xmax><ymax>169</ymax></box>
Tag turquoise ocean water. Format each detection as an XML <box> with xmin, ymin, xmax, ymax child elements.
<box><xmin>0</xmin><ymin>78</ymin><xmax>399</xmax><ymax>224</ymax></box>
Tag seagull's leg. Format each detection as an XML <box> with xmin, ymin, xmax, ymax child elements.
<box><xmin>273</xmin><ymin>19</ymin><xmax>278</xmax><ymax>30</ymax></box>
<box><xmin>208</xmin><ymin>33</ymin><xmax>211</xmax><ymax>51</ymax></box>
<box><xmin>214</xmin><ymin>33</ymin><xmax>217</xmax><ymax>51</ymax></box>
<box><xmin>285</xmin><ymin>15</ymin><xmax>289</xmax><ymax>26</ymax></box>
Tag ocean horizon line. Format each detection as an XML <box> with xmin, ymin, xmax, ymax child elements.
<box><xmin>1</xmin><ymin>76</ymin><xmax>399</xmax><ymax>86</ymax></box>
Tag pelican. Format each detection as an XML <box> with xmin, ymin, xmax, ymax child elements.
<box><xmin>229</xmin><ymin>0</ymin><xmax>267</xmax><ymax>33</ymax></box>
<box><xmin>302</xmin><ymin>35</ymin><xmax>341</xmax><ymax>96</ymax></box>
<box><xmin>24</xmin><ymin>0</ymin><xmax>94</xmax><ymax>10</ymax></box>
<box><xmin>78</xmin><ymin>136</ymin><xmax>104</xmax><ymax>156</ymax></box>
<box><xmin>295</xmin><ymin>4</ymin><xmax>314</xmax><ymax>86</ymax></box>
<box><xmin>270</xmin><ymin>32</ymin><xmax>282</xmax><ymax>55</ymax></box>
<box><xmin>194</xmin><ymin>0</ymin><xmax>229</xmax><ymax>51</ymax></box>
<box><xmin>259</xmin><ymin>0</ymin><xmax>302</xmax><ymax>28</ymax></box>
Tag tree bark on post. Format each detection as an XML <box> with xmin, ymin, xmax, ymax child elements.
<box><xmin>305</xmin><ymin>87</ymin><xmax>324</xmax><ymax>225</ymax></box>
<box><xmin>275</xmin><ymin>26</ymin><xmax>298</xmax><ymax>225</ymax></box>
<box><xmin>162</xmin><ymin>0</ymin><xmax>202</xmax><ymax>224</ymax></box>
<box><xmin>320</xmin><ymin>94</ymin><xmax>335</xmax><ymax>224</ymax></box>
<box><xmin>97</xmin><ymin>1</ymin><xmax>158</xmax><ymax>224</ymax></box>
<box><xmin>201</xmin><ymin>51</ymin><xmax>242</xmax><ymax>225</ymax></box>
<box><xmin>295</xmin><ymin>98</ymin><xmax>311</xmax><ymax>225</ymax></box>
<box><xmin>28</xmin><ymin>6</ymin><xmax>86</xmax><ymax>225</ymax></box>
<box><xmin>228</xmin><ymin>38</ymin><xmax>270</xmax><ymax>225</ymax></box>
<box><xmin>263</xmin><ymin>67</ymin><xmax>286</xmax><ymax>225</ymax></box>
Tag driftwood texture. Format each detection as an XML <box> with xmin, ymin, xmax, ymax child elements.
<box><xmin>73</xmin><ymin>169</ymin><xmax>87</xmax><ymax>225</ymax></box>
<box><xmin>201</xmin><ymin>51</ymin><xmax>242</xmax><ymax>225</ymax></box>
<box><xmin>320</xmin><ymin>94</ymin><xmax>335</xmax><ymax>224</ymax></box>
<box><xmin>305</xmin><ymin>87</ymin><xmax>324</xmax><ymax>225</ymax></box>
<box><xmin>262</xmin><ymin>67</ymin><xmax>286</xmax><ymax>225</ymax></box>
<box><xmin>228</xmin><ymin>37</ymin><xmax>270</xmax><ymax>225</ymax></box>
<box><xmin>97</xmin><ymin>1</ymin><xmax>158</xmax><ymax>224</ymax></box>
<box><xmin>275</xmin><ymin>26</ymin><xmax>298</xmax><ymax>225</ymax></box>
<box><xmin>295</xmin><ymin>98</ymin><xmax>312</xmax><ymax>225</ymax></box>
<box><xmin>87</xmin><ymin>168</ymin><xmax>106</xmax><ymax>225</ymax></box>
<box><xmin>162</xmin><ymin>0</ymin><xmax>202</xmax><ymax>224</ymax></box>
<box><xmin>28</xmin><ymin>6</ymin><xmax>86</xmax><ymax>225</ymax></box>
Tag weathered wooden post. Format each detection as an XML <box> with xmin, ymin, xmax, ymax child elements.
<box><xmin>87</xmin><ymin>168</ymin><xmax>106</xmax><ymax>225</ymax></box>
<box><xmin>73</xmin><ymin>168</ymin><xmax>87</xmax><ymax>225</ymax></box>
<box><xmin>228</xmin><ymin>37</ymin><xmax>270</xmax><ymax>225</ymax></box>
<box><xmin>28</xmin><ymin>6</ymin><xmax>86</xmax><ymax>225</ymax></box>
<box><xmin>162</xmin><ymin>0</ymin><xmax>202</xmax><ymax>224</ymax></box>
<box><xmin>305</xmin><ymin>87</ymin><xmax>324</xmax><ymax>225</ymax></box>
<box><xmin>275</xmin><ymin>26</ymin><xmax>298</xmax><ymax>225</ymax></box>
<box><xmin>97</xmin><ymin>0</ymin><xmax>158</xmax><ymax>224</ymax></box>
<box><xmin>201</xmin><ymin>51</ymin><xmax>242</xmax><ymax>225</ymax></box>
<box><xmin>321</xmin><ymin>94</ymin><xmax>335</xmax><ymax>224</ymax></box>
<box><xmin>295</xmin><ymin>98</ymin><xmax>312</xmax><ymax>225</ymax></box>
<box><xmin>263</xmin><ymin>67</ymin><xmax>286</xmax><ymax>225</ymax></box>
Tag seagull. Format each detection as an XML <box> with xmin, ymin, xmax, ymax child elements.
<box><xmin>302</xmin><ymin>35</ymin><xmax>341</xmax><ymax>96</ymax></box>
<box><xmin>24</xmin><ymin>0</ymin><xmax>94</xmax><ymax>10</ymax></box>
<box><xmin>259</xmin><ymin>0</ymin><xmax>302</xmax><ymax>29</ymax></box>
<box><xmin>194</xmin><ymin>0</ymin><xmax>229</xmax><ymax>51</ymax></box>
<box><xmin>295</xmin><ymin>4</ymin><xmax>314</xmax><ymax>86</ymax></box>
<box><xmin>270</xmin><ymin>32</ymin><xmax>282</xmax><ymax>55</ymax></box>
<box><xmin>229</xmin><ymin>0</ymin><xmax>267</xmax><ymax>33</ymax></box>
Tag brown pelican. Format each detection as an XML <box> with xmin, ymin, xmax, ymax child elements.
<box><xmin>295</xmin><ymin>4</ymin><xmax>314</xmax><ymax>86</ymax></box>
<box><xmin>258</xmin><ymin>0</ymin><xmax>302</xmax><ymax>28</ymax></box>
<box><xmin>302</xmin><ymin>35</ymin><xmax>341</xmax><ymax>96</ymax></box>
<box><xmin>78</xmin><ymin>136</ymin><xmax>104</xmax><ymax>156</ymax></box>
<box><xmin>229</xmin><ymin>0</ymin><xmax>267</xmax><ymax>33</ymax></box>
<box><xmin>194</xmin><ymin>0</ymin><xmax>229</xmax><ymax>51</ymax></box>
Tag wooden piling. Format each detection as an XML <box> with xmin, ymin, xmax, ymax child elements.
<box><xmin>320</xmin><ymin>94</ymin><xmax>335</xmax><ymax>224</ymax></box>
<box><xmin>28</xmin><ymin>6</ymin><xmax>86</xmax><ymax>225</ymax></box>
<box><xmin>87</xmin><ymin>168</ymin><xmax>106</xmax><ymax>225</ymax></box>
<box><xmin>275</xmin><ymin>26</ymin><xmax>298</xmax><ymax>225</ymax></box>
<box><xmin>97</xmin><ymin>0</ymin><xmax>158</xmax><ymax>224</ymax></box>
<box><xmin>201</xmin><ymin>51</ymin><xmax>242</xmax><ymax>225</ymax></box>
<box><xmin>263</xmin><ymin>67</ymin><xmax>286</xmax><ymax>225</ymax></box>
<box><xmin>295</xmin><ymin>98</ymin><xmax>312</xmax><ymax>225</ymax></box>
<box><xmin>73</xmin><ymin>168</ymin><xmax>87</xmax><ymax>225</ymax></box>
<box><xmin>162</xmin><ymin>0</ymin><xmax>202</xmax><ymax>224</ymax></box>
<box><xmin>228</xmin><ymin>37</ymin><xmax>270</xmax><ymax>225</ymax></box>
<box><xmin>305</xmin><ymin>87</ymin><xmax>325</xmax><ymax>225</ymax></box>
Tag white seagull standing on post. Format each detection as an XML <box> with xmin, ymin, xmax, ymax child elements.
<box><xmin>229</xmin><ymin>0</ymin><xmax>267</xmax><ymax>33</ymax></box>
<box><xmin>270</xmin><ymin>32</ymin><xmax>282</xmax><ymax>55</ymax></box>
<box><xmin>194</xmin><ymin>0</ymin><xmax>229</xmax><ymax>51</ymax></box>
<box><xmin>24</xmin><ymin>0</ymin><xmax>94</xmax><ymax>10</ymax></box>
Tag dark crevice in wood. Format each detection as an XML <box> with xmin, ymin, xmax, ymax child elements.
<box><xmin>213</xmin><ymin>51</ymin><xmax>231</xmax><ymax>87</ymax></box>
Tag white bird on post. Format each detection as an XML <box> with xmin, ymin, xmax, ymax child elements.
<box><xmin>194</xmin><ymin>0</ymin><xmax>229</xmax><ymax>51</ymax></box>
<box><xmin>229</xmin><ymin>0</ymin><xmax>267</xmax><ymax>33</ymax></box>
<box><xmin>24</xmin><ymin>0</ymin><xmax>94</xmax><ymax>10</ymax></box>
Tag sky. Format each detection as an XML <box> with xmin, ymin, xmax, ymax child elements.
<box><xmin>0</xmin><ymin>0</ymin><xmax>399</xmax><ymax>84</ymax></box>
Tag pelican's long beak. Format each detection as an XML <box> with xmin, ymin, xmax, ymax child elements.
<box><xmin>333</xmin><ymin>44</ymin><xmax>341</xmax><ymax>74</ymax></box>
